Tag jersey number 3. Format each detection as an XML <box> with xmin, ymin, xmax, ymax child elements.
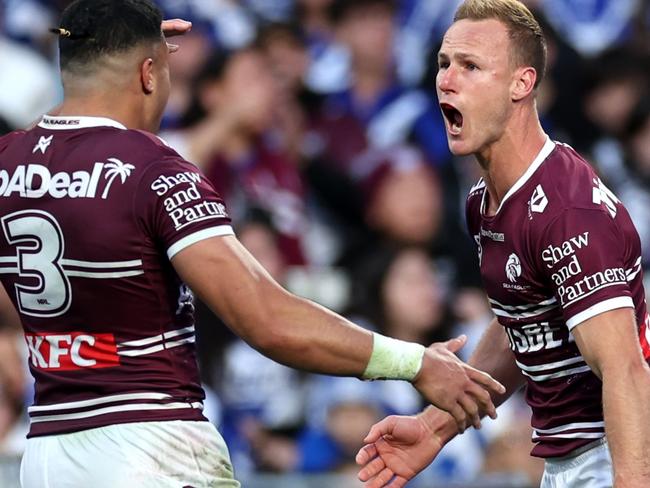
<box><xmin>1</xmin><ymin>210</ymin><xmax>71</xmax><ymax>317</ymax></box>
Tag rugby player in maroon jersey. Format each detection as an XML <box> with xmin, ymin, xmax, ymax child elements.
<box><xmin>0</xmin><ymin>0</ymin><xmax>504</xmax><ymax>486</ymax></box>
<box><xmin>356</xmin><ymin>1</ymin><xmax>650</xmax><ymax>487</ymax></box>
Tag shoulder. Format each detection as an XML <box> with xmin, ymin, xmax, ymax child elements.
<box><xmin>464</xmin><ymin>177</ymin><xmax>486</xmax><ymax>229</ymax></box>
<box><xmin>0</xmin><ymin>130</ymin><xmax>27</xmax><ymax>153</ymax></box>
<box><xmin>523</xmin><ymin>142</ymin><xmax>615</xmax><ymax>231</ymax></box>
<box><xmin>538</xmin><ymin>142</ymin><xmax>602</xmax><ymax>212</ymax></box>
<box><xmin>112</xmin><ymin>129</ymin><xmax>185</xmax><ymax>165</ymax></box>
<box><xmin>466</xmin><ymin>178</ymin><xmax>486</xmax><ymax>208</ymax></box>
<box><xmin>528</xmin><ymin>144</ymin><xmax>627</xmax><ymax>244</ymax></box>
<box><xmin>94</xmin><ymin>129</ymin><xmax>198</xmax><ymax>181</ymax></box>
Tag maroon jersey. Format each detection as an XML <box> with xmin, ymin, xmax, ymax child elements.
<box><xmin>0</xmin><ymin>116</ymin><xmax>233</xmax><ymax>437</ymax></box>
<box><xmin>466</xmin><ymin>138</ymin><xmax>649</xmax><ymax>458</ymax></box>
<box><xmin>206</xmin><ymin>141</ymin><xmax>307</xmax><ymax>265</ymax></box>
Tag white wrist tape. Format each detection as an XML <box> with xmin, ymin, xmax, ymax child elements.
<box><xmin>362</xmin><ymin>333</ymin><xmax>426</xmax><ymax>381</ymax></box>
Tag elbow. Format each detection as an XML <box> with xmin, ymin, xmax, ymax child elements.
<box><xmin>250</xmin><ymin>320</ymin><xmax>291</xmax><ymax>355</ymax></box>
<box><xmin>600</xmin><ymin>356</ymin><xmax>650</xmax><ymax>384</ymax></box>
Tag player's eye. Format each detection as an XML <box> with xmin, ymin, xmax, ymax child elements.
<box><xmin>438</xmin><ymin>60</ymin><xmax>450</xmax><ymax>70</ymax></box>
<box><xmin>466</xmin><ymin>62</ymin><xmax>478</xmax><ymax>71</ymax></box>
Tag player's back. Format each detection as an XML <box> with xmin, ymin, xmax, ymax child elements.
<box><xmin>0</xmin><ymin>116</ymin><xmax>233</xmax><ymax>437</ymax></box>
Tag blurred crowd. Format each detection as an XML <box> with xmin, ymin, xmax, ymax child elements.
<box><xmin>0</xmin><ymin>0</ymin><xmax>649</xmax><ymax>485</ymax></box>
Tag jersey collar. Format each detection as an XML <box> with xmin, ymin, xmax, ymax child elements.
<box><xmin>38</xmin><ymin>115</ymin><xmax>127</xmax><ymax>130</ymax></box>
<box><xmin>481</xmin><ymin>136</ymin><xmax>556</xmax><ymax>217</ymax></box>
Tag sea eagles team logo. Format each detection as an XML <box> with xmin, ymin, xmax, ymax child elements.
<box><xmin>506</xmin><ymin>253</ymin><xmax>522</xmax><ymax>283</ymax></box>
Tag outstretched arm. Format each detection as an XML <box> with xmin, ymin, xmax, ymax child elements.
<box><xmin>172</xmin><ymin>235</ymin><xmax>504</xmax><ymax>430</ymax></box>
<box><xmin>572</xmin><ymin>308</ymin><xmax>650</xmax><ymax>487</ymax></box>
<box><xmin>357</xmin><ymin>317</ymin><xmax>524</xmax><ymax>487</ymax></box>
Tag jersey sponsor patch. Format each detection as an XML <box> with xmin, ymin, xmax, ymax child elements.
<box><xmin>0</xmin><ymin>158</ymin><xmax>134</xmax><ymax>200</ymax></box>
<box><xmin>25</xmin><ymin>332</ymin><xmax>120</xmax><ymax>370</ymax></box>
<box><xmin>541</xmin><ymin>232</ymin><xmax>589</xmax><ymax>268</ymax></box>
<box><xmin>505</xmin><ymin>321</ymin><xmax>564</xmax><ymax>354</ymax></box>
<box><xmin>150</xmin><ymin>171</ymin><xmax>229</xmax><ymax>231</ymax></box>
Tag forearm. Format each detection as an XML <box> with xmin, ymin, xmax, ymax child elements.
<box><xmin>181</xmin><ymin>234</ymin><xmax>431</xmax><ymax>379</ymax></box>
<box><xmin>259</xmin><ymin>286</ymin><xmax>375</xmax><ymax>376</ymax></box>
<box><xmin>603</xmin><ymin>365</ymin><xmax>650</xmax><ymax>486</ymax></box>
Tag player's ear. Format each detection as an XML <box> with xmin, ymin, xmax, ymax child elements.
<box><xmin>511</xmin><ymin>66</ymin><xmax>537</xmax><ymax>102</ymax></box>
<box><xmin>140</xmin><ymin>58</ymin><xmax>155</xmax><ymax>94</ymax></box>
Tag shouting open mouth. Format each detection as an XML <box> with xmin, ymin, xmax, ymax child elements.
<box><xmin>440</xmin><ymin>103</ymin><xmax>463</xmax><ymax>136</ymax></box>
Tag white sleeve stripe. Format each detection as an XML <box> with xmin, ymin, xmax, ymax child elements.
<box><xmin>167</xmin><ymin>226</ymin><xmax>234</xmax><ymax>259</ymax></box>
<box><xmin>566</xmin><ymin>296</ymin><xmax>634</xmax><ymax>330</ymax></box>
<box><xmin>562</xmin><ymin>281</ymin><xmax>626</xmax><ymax>308</ymax></box>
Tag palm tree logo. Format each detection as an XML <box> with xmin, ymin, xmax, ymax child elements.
<box><xmin>101</xmin><ymin>158</ymin><xmax>136</xmax><ymax>199</ymax></box>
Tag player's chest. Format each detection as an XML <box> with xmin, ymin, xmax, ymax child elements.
<box><xmin>473</xmin><ymin>223</ymin><xmax>570</xmax><ymax>354</ymax></box>
<box><xmin>472</xmin><ymin>219</ymin><xmax>549</xmax><ymax>306</ymax></box>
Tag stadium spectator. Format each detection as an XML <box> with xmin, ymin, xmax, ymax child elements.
<box><xmin>163</xmin><ymin>46</ymin><xmax>310</xmax><ymax>264</ymax></box>
<box><xmin>295</xmin><ymin>0</ymin><xmax>350</xmax><ymax>94</ymax></box>
<box><xmin>156</xmin><ymin>0</ymin><xmax>256</xmax><ymax>49</ymax></box>
<box><xmin>161</xmin><ymin>23</ymin><xmax>215</xmax><ymax>129</ymax></box>
<box><xmin>537</xmin><ymin>0</ymin><xmax>640</xmax><ymax>57</ymax></box>
<box><xmin>598</xmin><ymin>97</ymin><xmax>650</xmax><ymax>272</ymax></box>
<box><xmin>0</xmin><ymin>27</ymin><xmax>58</xmax><ymax>130</ymax></box>
<box><xmin>309</xmin><ymin>0</ymin><xmax>450</xmax><ymax>169</ymax></box>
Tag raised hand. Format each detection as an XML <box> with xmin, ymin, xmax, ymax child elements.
<box><xmin>414</xmin><ymin>335</ymin><xmax>504</xmax><ymax>432</ymax></box>
<box><xmin>161</xmin><ymin>19</ymin><xmax>192</xmax><ymax>53</ymax></box>
<box><xmin>162</xmin><ymin>19</ymin><xmax>192</xmax><ymax>37</ymax></box>
<box><xmin>356</xmin><ymin>413</ymin><xmax>447</xmax><ymax>488</ymax></box>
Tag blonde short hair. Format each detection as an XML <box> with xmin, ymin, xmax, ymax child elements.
<box><xmin>454</xmin><ymin>0</ymin><xmax>547</xmax><ymax>88</ymax></box>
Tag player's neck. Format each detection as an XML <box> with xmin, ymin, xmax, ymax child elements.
<box><xmin>55</xmin><ymin>95</ymin><xmax>146</xmax><ymax>132</ymax></box>
<box><xmin>478</xmin><ymin>108</ymin><xmax>546</xmax><ymax>215</ymax></box>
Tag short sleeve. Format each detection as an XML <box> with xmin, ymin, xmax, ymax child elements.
<box><xmin>135</xmin><ymin>157</ymin><xmax>234</xmax><ymax>259</ymax></box>
<box><xmin>538</xmin><ymin>207</ymin><xmax>634</xmax><ymax>330</ymax></box>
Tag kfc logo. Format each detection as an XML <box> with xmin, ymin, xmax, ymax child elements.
<box><xmin>25</xmin><ymin>332</ymin><xmax>120</xmax><ymax>370</ymax></box>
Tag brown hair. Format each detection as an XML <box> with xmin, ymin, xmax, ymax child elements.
<box><xmin>454</xmin><ymin>0</ymin><xmax>547</xmax><ymax>88</ymax></box>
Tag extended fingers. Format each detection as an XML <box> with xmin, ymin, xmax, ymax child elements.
<box><xmin>466</xmin><ymin>380</ymin><xmax>498</xmax><ymax>420</ymax></box>
<box><xmin>387</xmin><ymin>476</ymin><xmax>410</xmax><ymax>488</ymax></box>
<box><xmin>450</xmin><ymin>404</ymin><xmax>468</xmax><ymax>433</ymax></box>
<box><xmin>364</xmin><ymin>467</ymin><xmax>395</xmax><ymax>488</ymax></box>
<box><xmin>458</xmin><ymin>393</ymin><xmax>481</xmax><ymax>429</ymax></box>
<box><xmin>356</xmin><ymin>443</ymin><xmax>379</xmax><ymax>466</ymax></box>
<box><xmin>467</xmin><ymin>366</ymin><xmax>506</xmax><ymax>395</ymax></box>
<box><xmin>443</xmin><ymin>334</ymin><xmax>467</xmax><ymax>354</ymax></box>
<box><xmin>358</xmin><ymin>455</ymin><xmax>386</xmax><ymax>482</ymax></box>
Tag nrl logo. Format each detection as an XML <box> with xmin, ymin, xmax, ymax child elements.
<box><xmin>506</xmin><ymin>253</ymin><xmax>522</xmax><ymax>283</ymax></box>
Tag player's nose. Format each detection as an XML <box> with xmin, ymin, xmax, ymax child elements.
<box><xmin>437</xmin><ymin>66</ymin><xmax>458</xmax><ymax>93</ymax></box>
